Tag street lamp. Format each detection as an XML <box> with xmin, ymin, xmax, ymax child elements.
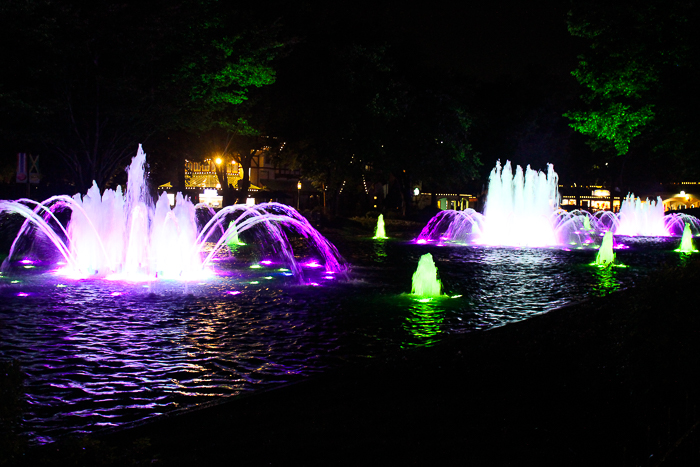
<box><xmin>297</xmin><ymin>181</ymin><xmax>302</xmax><ymax>210</ymax></box>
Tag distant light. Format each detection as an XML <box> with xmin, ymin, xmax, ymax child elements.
<box><xmin>264</xmin><ymin>276</ymin><xmax>274</xmax><ymax>280</ymax></box>
<box><xmin>278</xmin><ymin>268</ymin><xmax>289</xmax><ymax>272</ymax></box>
<box><xmin>680</xmin><ymin>191</ymin><xmax>686</xmax><ymax>196</ymax></box>
<box><xmin>111</xmin><ymin>292</ymin><xmax>122</xmax><ymax>296</ymax></box>
<box><xmin>451</xmin><ymin>294</ymin><xmax>462</xmax><ymax>298</ymax></box>
<box><xmin>23</xmin><ymin>265</ymin><xmax>35</xmax><ymax>269</ymax></box>
<box><xmin>297</xmin><ymin>181</ymin><xmax>302</xmax><ymax>190</ymax></box>
<box><xmin>309</xmin><ymin>282</ymin><xmax>320</xmax><ymax>286</ymax></box>
<box><xmin>20</xmin><ymin>259</ymin><xmax>34</xmax><ymax>264</ymax></box>
<box><xmin>250</xmin><ymin>264</ymin><xmax>262</xmax><ymax>269</ymax></box>
<box><xmin>246</xmin><ymin>198</ymin><xmax>255</xmax><ymax>206</ymax></box>
<box><xmin>414</xmin><ymin>187</ymin><xmax>420</xmax><ymax>196</ymax></box>
<box><xmin>17</xmin><ymin>292</ymin><xmax>29</xmax><ymax>297</ymax></box>
<box><xmin>416</xmin><ymin>298</ymin><xmax>432</xmax><ymax>303</ymax></box>
<box><xmin>227</xmin><ymin>290</ymin><xmax>241</xmax><ymax>295</ymax></box>
<box><xmin>215</xmin><ymin>157</ymin><xmax>222</xmax><ymax>165</ymax></box>
<box><xmin>56</xmin><ymin>284</ymin><xmax>66</xmax><ymax>288</ymax></box>
<box><xmin>416</xmin><ymin>239</ymin><xmax>427</xmax><ymax>244</ymax></box>
<box><xmin>11</xmin><ymin>280</ymin><xmax>20</xmax><ymax>284</ymax></box>
<box><xmin>260</xmin><ymin>260</ymin><xmax>273</xmax><ymax>265</ymax></box>
<box><xmin>304</xmin><ymin>261</ymin><xmax>322</xmax><ymax>268</ymax></box>
<box><xmin>249</xmin><ymin>281</ymin><xmax>259</xmax><ymax>284</ymax></box>
<box><xmin>324</xmin><ymin>275</ymin><xmax>334</xmax><ymax>280</ymax></box>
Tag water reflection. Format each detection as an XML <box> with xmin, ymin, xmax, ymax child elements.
<box><xmin>0</xmin><ymin>237</ymin><xmax>682</xmax><ymax>443</ymax></box>
<box><xmin>403</xmin><ymin>299</ymin><xmax>445</xmax><ymax>347</ymax></box>
<box><xmin>372</xmin><ymin>240</ymin><xmax>388</xmax><ymax>263</ymax></box>
<box><xmin>591</xmin><ymin>265</ymin><xmax>620</xmax><ymax>296</ymax></box>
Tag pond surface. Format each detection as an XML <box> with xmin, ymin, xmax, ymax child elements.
<box><xmin>0</xmin><ymin>234</ymin><xmax>688</xmax><ymax>443</ymax></box>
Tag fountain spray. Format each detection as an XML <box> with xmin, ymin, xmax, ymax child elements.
<box><xmin>411</xmin><ymin>253</ymin><xmax>442</xmax><ymax>298</ymax></box>
<box><xmin>373</xmin><ymin>214</ymin><xmax>388</xmax><ymax>239</ymax></box>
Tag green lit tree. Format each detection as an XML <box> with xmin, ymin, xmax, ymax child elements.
<box><xmin>565</xmin><ymin>0</ymin><xmax>699</xmax><ymax>180</ymax></box>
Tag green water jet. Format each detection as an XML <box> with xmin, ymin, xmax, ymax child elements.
<box><xmin>226</xmin><ymin>221</ymin><xmax>246</xmax><ymax>249</ymax></box>
<box><xmin>411</xmin><ymin>253</ymin><xmax>442</xmax><ymax>298</ymax></box>
<box><xmin>594</xmin><ymin>230</ymin><xmax>615</xmax><ymax>267</ymax></box>
<box><xmin>373</xmin><ymin>214</ymin><xmax>388</xmax><ymax>239</ymax></box>
<box><xmin>675</xmin><ymin>223</ymin><xmax>697</xmax><ymax>253</ymax></box>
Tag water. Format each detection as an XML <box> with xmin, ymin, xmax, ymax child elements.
<box><xmin>0</xmin><ymin>236</ymin><xmax>687</xmax><ymax>443</ymax></box>
<box><xmin>676</xmin><ymin>223</ymin><xmax>697</xmax><ymax>253</ymax></box>
<box><xmin>373</xmin><ymin>214</ymin><xmax>388</xmax><ymax>239</ymax></box>
<box><xmin>0</xmin><ymin>145</ymin><xmax>345</xmax><ymax>281</ymax></box>
<box><xmin>411</xmin><ymin>253</ymin><xmax>442</xmax><ymax>297</ymax></box>
<box><xmin>594</xmin><ymin>231</ymin><xmax>615</xmax><ymax>266</ymax></box>
<box><xmin>416</xmin><ymin>162</ymin><xmax>700</xmax><ymax>248</ymax></box>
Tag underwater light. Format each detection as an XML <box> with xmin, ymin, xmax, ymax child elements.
<box><xmin>250</xmin><ymin>264</ymin><xmax>262</xmax><ymax>269</ymax></box>
<box><xmin>17</xmin><ymin>292</ymin><xmax>28</xmax><ymax>297</ymax></box>
<box><xmin>227</xmin><ymin>291</ymin><xmax>241</xmax><ymax>295</ymax></box>
<box><xmin>260</xmin><ymin>260</ymin><xmax>273</xmax><ymax>265</ymax></box>
<box><xmin>111</xmin><ymin>292</ymin><xmax>122</xmax><ymax>296</ymax></box>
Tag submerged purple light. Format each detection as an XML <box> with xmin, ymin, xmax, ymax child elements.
<box><xmin>17</xmin><ymin>292</ymin><xmax>28</xmax><ymax>297</ymax></box>
<box><xmin>226</xmin><ymin>290</ymin><xmax>241</xmax><ymax>295</ymax></box>
<box><xmin>260</xmin><ymin>260</ymin><xmax>273</xmax><ymax>265</ymax></box>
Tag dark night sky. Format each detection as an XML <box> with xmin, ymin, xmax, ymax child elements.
<box><xmin>314</xmin><ymin>0</ymin><xmax>579</xmax><ymax>80</ymax></box>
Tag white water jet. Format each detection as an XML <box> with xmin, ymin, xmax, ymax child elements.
<box><xmin>615</xmin><ymin>194</ymin><xmax>669</xmax><ymax>236</ymax></box>
<box><xmin>1</xmin><ymin>145</ymin><xmax>346</xmax><ymax>281</ymax></box>
<box><xmin>478</xmin><ymin>161</ymin><xmax>560</xmax><ymax>246</ymax></box>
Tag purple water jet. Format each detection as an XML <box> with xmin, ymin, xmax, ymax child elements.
<box><xmin>1</xmin><ymin>145</ymin><xmax>346</xmax><ymax>281</ymax></box>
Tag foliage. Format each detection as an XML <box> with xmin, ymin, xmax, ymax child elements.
<box><xmin>270</xmin><ymin>24</ymin><xmax>480</xmax><ymax>216</ymax></box>
<box><xmin>565</xmin><ymin>0</ymin><xmax>699</xmax><ymax>177</ymax></box>
<box><xmin>0</xmin><ymin>0</ymin><xmax>282</xmax><ymax>191</ymax></box>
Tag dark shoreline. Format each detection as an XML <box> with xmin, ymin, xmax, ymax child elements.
<box><xmin>14</xmin><ymin>253</ymin><xmax>700</xmax><ymax>466</ymax></box>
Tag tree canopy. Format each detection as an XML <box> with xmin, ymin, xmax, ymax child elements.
<box><xmin>565</xmin><ymin>0</ymin><xmax>699</xmax><ymax>179</ymax></box>
<box><xmin>0</xmin><ymin>0</ymin><xmax>282</xmax><ymax>191</ymax></box>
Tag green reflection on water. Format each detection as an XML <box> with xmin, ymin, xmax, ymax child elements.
<box><xmin>592</xmin><ymin>265</ymin><xmax>620</xmax><ymax>296</ymax></box>
<box><xmin>372</xmin><ymin>240</ymin><xmax>388</xmax><ymax>263</ymax></box>
<box><xmin>403</xmin><ymin>299</ymin><xmax>445</xmax><ymax>347</ymax></box>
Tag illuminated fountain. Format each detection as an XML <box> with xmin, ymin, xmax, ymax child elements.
<box><xmin>675</xmin><ymin>223</ymin><xmax>697</xmax><ymax>253</ymax></box>
<box><xmin>0</xmin><ymin>145</ymin><xmax>346</xmax><ymax>281</ymax></box>
<box><xmin>373</xmin><ymin>214</ymin><xmax>388</xmax><ymax>239</ymax></box>
<box><xmin>593</xmin><ymin>230</ymin><xmax>615</xmax><ymax>267</ymax></box>
<box><xmin>615</xmin><ymin>194</ymin><xmax>669</xmax><ymax>236</ymax></box>
<box><xmin>411</xmin><ymin>253</ymin><xmax>442</xmax><ymax>298</ymax></box>
<box><xmin>417</xmin><ymin>161</ymin><xmax>565</xmax><ymax>247</ymax></box>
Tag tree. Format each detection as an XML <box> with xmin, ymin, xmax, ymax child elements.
<box><xmin>564</xmin><ymin>0</ymin><xmax>699</xmax><ymax>181</ymax></box>
<box><xmin>0</xmin><ymin>0</ymin><xmax>282</xmax><ymax>192</ymax></box>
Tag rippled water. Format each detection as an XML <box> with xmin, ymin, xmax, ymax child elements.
<box><xmin>0</xmin><ymin>235</ymin><xmax>686</xmax><ymax>443</ymax></box>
